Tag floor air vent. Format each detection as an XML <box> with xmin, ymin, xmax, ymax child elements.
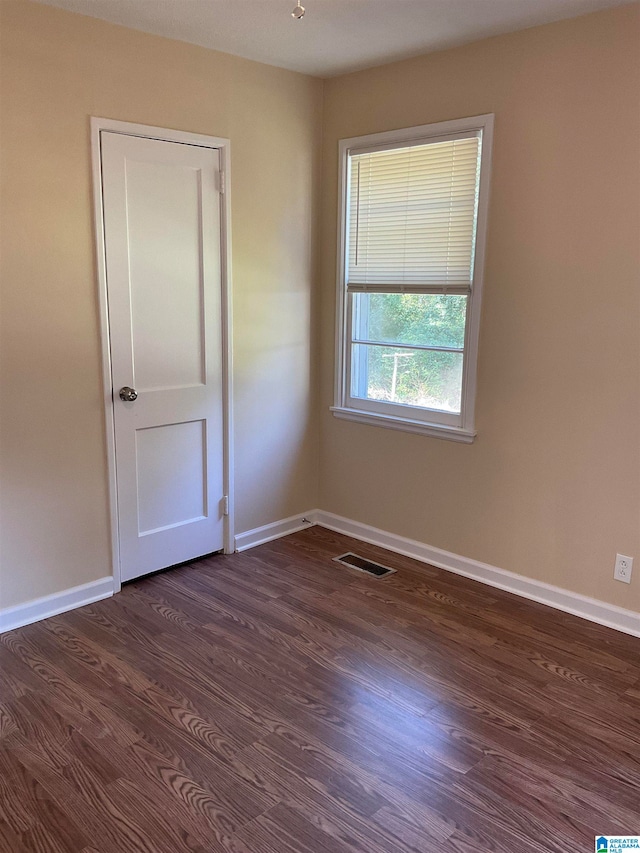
<box><xmin>332</xmin><ymin>552</ymin><xmax>396</xmax><ymax>578</ymax></box>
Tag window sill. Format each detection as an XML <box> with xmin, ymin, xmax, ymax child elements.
<box><xmin>330</xmin><ymin>406</ymin><xmax>476</xmax><ymax>443</ymax></box>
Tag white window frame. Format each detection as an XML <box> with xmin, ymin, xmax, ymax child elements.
<box><xmin>331</xmin><ymin>114</ymin><xmax>494</xmax><ymax>443</ymax></box>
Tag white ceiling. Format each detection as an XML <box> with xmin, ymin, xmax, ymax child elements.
<box><xmin>35</xmin><ymin>0</ymin><xmax>633</xmax><ymax>77</ymax></box>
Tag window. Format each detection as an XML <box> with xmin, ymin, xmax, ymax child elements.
<box><xmin>332</xmin><ymin>115</ymin><xmax>493</xmax><ymax>442</ymax></box>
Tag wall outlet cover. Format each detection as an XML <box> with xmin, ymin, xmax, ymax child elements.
<box><xmin>614</xmin><ymin>554</ymin><xmax>633</xmax><ymax>584</ymax></box>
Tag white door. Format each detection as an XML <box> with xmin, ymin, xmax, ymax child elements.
<box><xmin>101</xmin><ymin>131</ymin><xmax>225</xmax><ymax>582</ymax></box>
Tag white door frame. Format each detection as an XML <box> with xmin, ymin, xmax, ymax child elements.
<box><xmin>90</xmin><ymin>117</ymin><xmax>234</xmax><ymax>593</ymax></box>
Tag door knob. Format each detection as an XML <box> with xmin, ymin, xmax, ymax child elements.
<box><xmin>119</xmin><ymin>386</ymin><xmax>138</xmax><ymax>402</ymax></box>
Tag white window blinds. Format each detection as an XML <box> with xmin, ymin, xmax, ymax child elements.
<box><xmin>347</xmin><ymin>134</ymin><xmax>481</xmax><ymax>291</ymax></box>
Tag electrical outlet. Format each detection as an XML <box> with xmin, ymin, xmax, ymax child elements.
<box><xmin>614</xmin><ymin>554</ymin><xmax>633</xmax><ymax>584</ymax></box>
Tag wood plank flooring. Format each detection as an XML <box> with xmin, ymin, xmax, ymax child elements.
<box><xmin>1</xmin><ymin>526</ymin><xmax>639</xmax><ymax>852</ymax></box>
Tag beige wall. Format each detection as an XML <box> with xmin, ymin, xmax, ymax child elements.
<box><xmin>2</xmin><ymin>0</ymin><xmax>639</xmax><ymax>617</ymax></box>
<box><xmin>320</xmin><ymin>5</ymin><xmax>640</xmax><ymax>611</ymax></box>
<box><xmin>0</xmin><ymin>0</ymin><xmax>322</xmax><ymax>609</ymax></box>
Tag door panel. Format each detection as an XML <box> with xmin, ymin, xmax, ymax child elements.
<box><xmin>101</xmin><ymin>131</ymin><xmax>224</xmax><ymax>582</ymax></box>
<box><xmin>127</xmin><ymin>158</ymin><xmax>206</xmax><ymax>390</ymax></box>
<box><xmin>135</xmin><ymin>420</ymin><xmax>207</xmax><ymax>535</ymax></box>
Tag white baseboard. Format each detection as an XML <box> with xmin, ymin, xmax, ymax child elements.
<box><xmin>234</xmin><ymin>511</ymin><xmax>316</xmax><ymax>552</ymax></box>
<box><xmin>313</xmin><ymin>510</ymin><xmax>640</xmax><ymax>639</ymax></box>
<box><xmin>0</xmin><ymin>577</ymin><xmax>114</xmax><ymax>634</ymax></box>
<box><xmin>236</xmin><ymin>508</ymin><xmax>639</xmax><ymax>638</ymax></box>
<box><xmin>4</xmin><ymin>514</ymin><xmax>637</xmax><ymax>639</ymax></box>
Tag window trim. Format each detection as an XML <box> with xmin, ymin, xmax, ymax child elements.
<box><xmin>333</xmin><ymin>114</ymin><xmax>494</xmax><ymax>441</ymax></box>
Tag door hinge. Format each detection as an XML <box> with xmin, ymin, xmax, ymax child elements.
<box><xmin>223</xmin><ymin>495</ymin><xmax>229</xmax><ymax>516</ymax></box>
<box><xmin>218</xmin><ymin>170</ymin><xmax>226</xmax><ymax>195</ymax></box>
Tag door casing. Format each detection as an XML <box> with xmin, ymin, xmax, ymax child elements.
<box><xmin>90</xmin><ymin>117</ymin><xmax>234</xmax><ymax>593</ymax></box>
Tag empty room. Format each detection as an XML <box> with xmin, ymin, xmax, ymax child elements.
<box><xmin>1</xmin><ymin>0</ymin><xmax>639</xmax><ymax>850</ymax></box>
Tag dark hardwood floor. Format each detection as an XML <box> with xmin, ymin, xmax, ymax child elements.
<box><xmin>1</xmin><ymin>526</ymin><xmax>639</xmax><ymax>852</ymax></box>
